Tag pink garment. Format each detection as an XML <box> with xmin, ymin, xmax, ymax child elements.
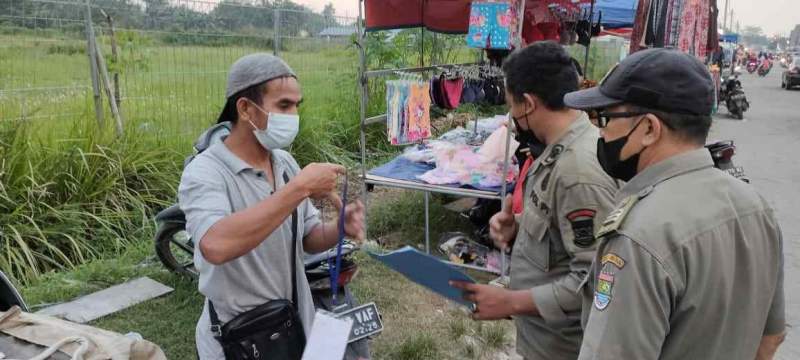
<box><xmin>677</xmin><ymin>0</ymin><xmax>709</xmax><ymax>59</ymax></box>
<box><xmin>417</xmin><ymin>145</ymin><xmax>517</xmax><ymax>188</ymax></box>
<box><xmin>418</xmin><ymin>127</ymin><xmax>519</xmax><ymax>188</ymax></box>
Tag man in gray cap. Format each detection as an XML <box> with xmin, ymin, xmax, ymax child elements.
<box><xmin>179</xmin><ymin>53</ymin><xmax>365</xmax><ymax>359</ymax></box>
<box><xmin>563</xmin><ymin>48</ymin><xmax>785</xmax><ymax>359</ymax></box>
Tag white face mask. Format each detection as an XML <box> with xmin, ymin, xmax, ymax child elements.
<box><xmin>246</xmin><ymin>101</ymin><xmax>300</xmax><ymax>150</ymax></box>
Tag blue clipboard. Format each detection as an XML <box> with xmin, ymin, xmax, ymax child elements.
<box><xmin>368</xmin><ymin>246</ymin><xmax>475</xmax><ymax>307</ymax></box>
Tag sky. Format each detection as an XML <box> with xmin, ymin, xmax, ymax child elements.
<box><xmin>293</xmin><ymin>0</ymin><xmax>800</xmax><ymax>36</ymax></box>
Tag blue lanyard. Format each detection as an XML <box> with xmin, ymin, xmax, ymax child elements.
<box><xmin>329</xmin><ymin>174</ymin><xmax>348</xmax><ymax>306</ymax></box>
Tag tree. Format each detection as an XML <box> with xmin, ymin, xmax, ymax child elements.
<box><xmin>742</xmin><ymin>26</ymin><xmax>763</xmax><ymax>38</ymax></box>
<box><xmin>322</xmin><ymin>3</ymin><xmax>335</xmax><ymax>20</ymax></box>
<box><xmin>741</xmin><ymin>25</ymin><xmax>769</xmax><ymax>48</ymax></box>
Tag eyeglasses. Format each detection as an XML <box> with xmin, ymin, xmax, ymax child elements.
<box><xmin>593</xmin><ymin>111</ymin><xmax>648</xmax><ymax>128</ymax></box>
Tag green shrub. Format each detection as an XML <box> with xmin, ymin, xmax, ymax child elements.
<box><xmin>392</xmin><ymin>334</ymin><xmax>440</xmax><ymax>360</ymax></box>
<box><xmin>0</xmin><ymin>120</ymin><xmax>182</xmax><ymax>285</ymax></box>
<box><xmin>46</xmin><ymin>43</ymin><xmax>85</xmax><ymax>56</ymax></box>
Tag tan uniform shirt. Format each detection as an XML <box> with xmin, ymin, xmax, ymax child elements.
<box><xmin>579</xmin><ymin>149</ymin><xmax>786</xmax><ymax>360</ymax></box>
<box><xmin>511</xmin><ymin>115</ymin><xmax>620</xmax><ymax>360</ymax></box>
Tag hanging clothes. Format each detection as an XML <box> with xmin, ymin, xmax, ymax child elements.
<box><xmin>386</xmin><ymin>79</ymin><xmax>432</xmax><ymax>146</ymax></box>
<box><xmin>467</xmin><ymin>0</ymin><xmax>523</xmax><ymax>50</ymax></box>
<box><xmin>630</xmin><ymin>0</ymin><xmax>716</xmax><ymax>60</ymax></box>
<box><xmin>677</xmin><ymin>0</ymin><xmax>710</xmax><ymax>58</ymax></box>
<box><xmin>629</xmin><ymin>0</ymin><xmax>651</xmax><ymax>53</ymax></box>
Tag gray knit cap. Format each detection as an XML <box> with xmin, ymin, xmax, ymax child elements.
<box><xmin>225</xmin><ymin>53</ymin><xmax>296</xmax><ymax>98</ymax></box>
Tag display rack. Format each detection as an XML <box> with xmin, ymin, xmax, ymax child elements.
<box><xmin>355</xmin><ymin>1</ymin><xmax>515</xmax><ymax>273</ymax></box>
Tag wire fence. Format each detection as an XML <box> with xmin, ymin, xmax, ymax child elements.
<box><xmin>0</xmin><ymin>0</ymin><xmax>359</xmax><ymax>137</ymax></box>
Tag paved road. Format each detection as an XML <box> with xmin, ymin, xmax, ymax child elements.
<box><xmin>710</xmin><ymin>68</ymin><xmax>800</xmax><ymax>359</ymax></box>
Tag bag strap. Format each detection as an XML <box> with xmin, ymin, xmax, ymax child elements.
<box><xmin>208</xmin><ymin>171</ymin><xmax>300</xmax><ymax>339</ymax></box>
<box><xmin>284</xmin><ymin>171</ymin><xmax>299</xmax><ymax>306</ymax></box>
<box><xmin>208</xmin><ymin>299</ymin><xmax>222</xmax><ymax>338</ymax></box>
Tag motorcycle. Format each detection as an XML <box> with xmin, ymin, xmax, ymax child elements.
<box><xmin>706</xmin><ymin>140</ymin><xmax>749</xmax><ymax>183</ymax></box>
<box><xmin>154</xmin><ymin>123</ymin><xmax>371</xmax><ymax>359</ymax></box>
<box><xmin>758</xmin><ymin>61</ymin><xmax>772</xmax><ymax>77</ymax></box>
<box><xmin>746</xmin><ymin>60</ymin><xmax>758</xmax><ymax>74</ymax></box>
<box><xmin>720</xmin><ymin>70</ymin><xmax>750</xmax><ymax>120</ymax></box>
<box><xmin>0</xmin><ymin>270</ymin><xmax>27</xmax><ymax>312</ymax></box>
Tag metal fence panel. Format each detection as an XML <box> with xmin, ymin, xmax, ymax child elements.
<box><xmin>1</xmin><ymin>0</ymin><xmax>358</xmax><ymax>138</ymax></box>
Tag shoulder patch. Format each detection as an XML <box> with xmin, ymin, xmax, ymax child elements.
<box><xmin>595</xmin><ymin>195</ymin><xmax>639</xmax><ymax>238</ymax></box>
<box><xmin>567</xmin><ymin>209</ymin><xmax>597</xmax><ymax>248</ymax></box>
<box><xmin>594</xmin><ymin>270</ymin><xmax>615</xmax><ymax>311</ymax></box>
<box><xmin>601</xmin><ymin>253</ymin><xmax>626</xmax><ymax>269</ymax></box>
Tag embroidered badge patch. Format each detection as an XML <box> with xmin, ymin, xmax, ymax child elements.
<box><xmin>601</xmin><ymin>253</ymin><xmax>626</xmax><ymax>269</ymax></box>
<box><xmin>567</xmin><ymin>209</ymin><xmax>597</xmax><ymax>248</ymax></box>
<box><xmin>594</xmin><ymin>271</ymin><xmax>615</xmax><ymax>310</ymax></box>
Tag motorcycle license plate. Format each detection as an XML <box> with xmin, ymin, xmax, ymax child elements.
<box><xmin>334</xmin><ymin>302</ymin><xmax>384</xmax><ymax>343</ymax></box>
<box><xmin>726</xmin><ymin>166</ymin><xmax>747</xmax><ymax>180</ymax></box>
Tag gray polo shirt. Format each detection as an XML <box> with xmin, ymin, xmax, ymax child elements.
<box><xmin>578</xmin><ymin>149</ymin><xmax>785</xmax><ymax>360</ymax></box>
<box><xmin>178</xmin><ymin>142</ymin><xmax>320</xmax><ymax>360</ymax></box>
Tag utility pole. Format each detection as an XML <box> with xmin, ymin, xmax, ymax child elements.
<box><xmin>723</xmin><ymin>0</ymin><xmax>729</xmax><ymax>33</ymax></box>
<box><xmin>729</xmin><ymin>9</ymin><xmax>735</xmax><ymax>34</ymax></box>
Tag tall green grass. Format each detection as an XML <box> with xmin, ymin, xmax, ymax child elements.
<box><xmin>0</xmin><ymin>119</ymin><xmax>182</xmax><ymax>285</ymax></box>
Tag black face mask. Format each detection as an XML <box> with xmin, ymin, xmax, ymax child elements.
<box><xmin>512</xmin><ymin>108</ymin><xmax>546</xmax><ymax>157</ymax></box>
<box><xmin>596</xmin><ymin>119</ymin><xmax>644</xmax><ymax>182</ymax></box>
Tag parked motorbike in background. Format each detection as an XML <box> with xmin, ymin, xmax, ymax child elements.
<box><xmin>0</xmin><ymin>270</ymin><xmax>27</xmax><ymax>312</ymax></box>
<box><xmin>720</xmin><ymin>69</ymin><xmax>749</xmax><ymax>120</ymax></box>
<box><xmin>154</xmin><ymin>123</ymin><xmax>371</xmax><ymax>359</ymax></box>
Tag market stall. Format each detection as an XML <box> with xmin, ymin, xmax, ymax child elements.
<box><xmin>355</xmin><ymin>0</ymin><xmax>605</xmax><ymax>275</ymax></box>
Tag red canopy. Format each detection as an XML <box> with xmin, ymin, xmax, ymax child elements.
<box><xmin>365</xmin><ymin>0</ymin><xmax>593</xmax><ymax>34</ymax></box>
<box><xmin>365</xmin><ymin>0</ymin><xmax>471</xmax><ymax>33</ymax></box>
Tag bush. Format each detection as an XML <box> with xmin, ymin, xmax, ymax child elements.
<box><xmin>0</xmin><ymin>120</ymin><xmax>182</xmax><ymax>285</ymax></box>
<box><xmin>46</xmin><ymin>43</ymin><xmax>85</xmax><ymax>56</ymax></box>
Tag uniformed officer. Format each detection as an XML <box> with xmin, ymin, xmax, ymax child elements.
<box><xmin>563</xmin><ymin>48</ymin><xmax>786</xmax><ymax>359</ymax></box>
<box><xmin>451</xmin><ymin>41</ymin><xmax>620</xmax><ymax>360</ymax></box>
<box><xmin>179</xmin><ymin>54</ymin><xmax>365</xmax><ymax>359</ymax></box>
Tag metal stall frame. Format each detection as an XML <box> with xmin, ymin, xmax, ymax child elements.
<box><xmin>355</xmin><ymin>0</ymin><xmax>514</xmax><ymax>277</ymax></box>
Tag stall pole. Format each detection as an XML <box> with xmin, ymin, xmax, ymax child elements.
<box><xmin>499</xmin><ymin>116</ymin><xmax>513</xmax><ymax>279</ymax></box>
<box><xmin>357</xmin><ymin>0</ymin><xmax>370</xmax><ymax>239</ymax></box>
<box><xmin>722</xmin><ymin>0</ymin><xmax>729</xmax><ymax>32</ymax></box>
<box><xmin>583</xmin><ymin>0</ymin><xmax>596</xmax><ymax>74</ymax></box>
<box><xmin>424</xmin><ymin>191</ymin><xmax>431</xmax><ymax>253</ymax></box>
<box><xmin>420</xmin><ymin>28</ymin><xmax>425</xmax><ymax>67</ymax></box>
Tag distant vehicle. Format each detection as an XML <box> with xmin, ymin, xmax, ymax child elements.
<box><xmin>782</xmin><ymin>59</ymin><xmax>800</xmax><ymax>90</ymax></box>
<box><xmin>747</xmin><ymin>59</ymin><xmax>759</xmax><ymax>74</ymax></box>
<box><xmin>758</xmin><ymin>59</ymin><xmax>772</xmax><ymax>77</ymax></box>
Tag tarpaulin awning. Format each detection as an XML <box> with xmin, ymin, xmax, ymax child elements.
<box><xmin>720</xmin><ymin>33</ymin><xmax>739</xmax><ymax>43</ymax></box>
<box><xmin>592</xmin><ymin>0</ymin><xmax>637</xmax><ymax>29</ymax></box>
<box><xmin>365</xmin><ymin>0</ymin><xmax>605</xmax><ymax>34</ymax></box>
<box><xmin>365</xmin><ymin>0</ymin><xmax>471</xmax><ymax>33</ymax></box>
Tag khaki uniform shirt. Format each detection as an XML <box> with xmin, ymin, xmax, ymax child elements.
<box><xmin>579</xmin><ymin>149</ymin><xmax>786</xmax><ymax>360</ymax></box>
<box><xmin>511</xmin><ymin>115</ymin><xmax>620</xmax><ymax>360</ymax></box>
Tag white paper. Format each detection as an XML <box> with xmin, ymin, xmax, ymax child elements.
<box><xmin>302</xmin><ymin>310</ymin><xmax>353</xmax><ymax>360</ymax></box>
